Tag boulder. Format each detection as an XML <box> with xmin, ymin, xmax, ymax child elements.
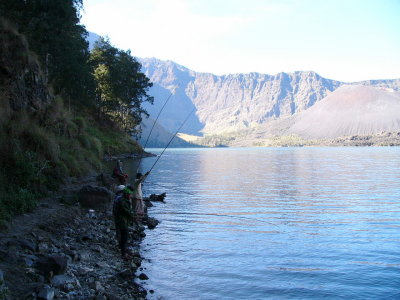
<box><xmin>95</xmin><ymin>281</ymin><xmax>105</xmax><ymax>293</ymax></box>
<box><xmin>145</xmin><ymin>217</ymin><xmax>159</xmax><ymax>230</ymax></box>
<box><xmin>131</xmin><ymin>257</ymin><xmax>142</xmax><ymax>267</ymax></box>
<box><xmin>51</xmin><ymin>274</ymin><xmax>74</xmax><ymax>289</ymax></box>
<box><xmin>37</xmin><ymin>286</ymin><xmax>55</xmax><ymax>300</ymax></box>
<box><xmin>96</xmin><ymin>173</ymin><xmax>115</xmax><ymax>189</ymax></box>
<box><xmin>117</xmin><ymin>269</ymin><xmax>132</xmax><ymax>280</ymax></box>
<box><xmin>35</xmin><ymin>255</ymin><xmax>68</xmax><ymax>276</ymax></box>
<box><xmin>22</xmin><ymin>255</ymin><xmax>37</xmax><ymax>267</ymax></box>
<box><xmin>149</xmin><ymin>193</ymin><xmax>166</xmax><ymax>202</ymax></box>
<box><xmin>78</xmin><ymin>185</ymin><xmax>112</xmax><ymax>210</ymax></box>
<box><xmin>144</xmin><ymin>200</ymin><xmax>153</xmax><ymax>208</ymax></box>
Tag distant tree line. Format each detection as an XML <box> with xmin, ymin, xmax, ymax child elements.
<box><xmin>0</xmin><ymin>0</ymin><xmax>153</xmax><ymax>133</ymax></box>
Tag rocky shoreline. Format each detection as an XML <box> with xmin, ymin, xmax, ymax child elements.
<box><xmin>0</xmin><ymin>173</ymin><xmax>162</xmax><ymax>300</ymax></box>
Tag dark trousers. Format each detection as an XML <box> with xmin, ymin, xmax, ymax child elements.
<box><xmin>117</xmin><ymin>226</ymin><xmax>128</xmax><ymax>256</ymax></box>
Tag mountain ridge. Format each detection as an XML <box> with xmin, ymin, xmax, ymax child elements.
<box><xmin>139</xmin><ymin>57</ymin><xmax>400</xmax><ymax>143</ymax></box>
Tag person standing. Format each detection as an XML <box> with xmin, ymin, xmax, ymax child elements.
<box><xmin>112</xmin><ymin>160</ymin><xmax>128</xmax><ymax>184</ymax></box>
<box><xmin>113</xmin><ymin>186</ymin><xmax>134</xmax><ymax>260</ymax></box>
<box><xmin>132</xmin><ymin>171</ymin><xmax>150</xmax><ymax>221</ymax></box>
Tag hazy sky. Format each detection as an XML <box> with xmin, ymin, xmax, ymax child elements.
<box><xmin>81</xmin><ymin>0</ymin><xmax>400</xmax><ymax>82</ymax></box>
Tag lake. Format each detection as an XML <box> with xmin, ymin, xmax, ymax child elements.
<box><xmin>136</xmin><ymin>147</ymin><xmax>400</xmax><ymax>299</ymax></box>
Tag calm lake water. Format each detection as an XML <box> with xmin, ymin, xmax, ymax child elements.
<box><xmin>136</xmin><ymin>147</ymin><xmax>400</xmax><ymax>300</ymax></box>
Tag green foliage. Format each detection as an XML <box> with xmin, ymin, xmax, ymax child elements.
<box><xmin>90</xmin><ymin>38</ymin><xmax>153</xmax><ymax>133</ymax></box>
<box><xmin>73</xmin><ymin>116</ymin><xmax>87</xmax><ymax>134</ymax></box>
<box><xmin>255</xmin><ymin>135</ymin><xmax>309</xmax><ymax>147</ymax></box>
<box><xmin>196</xmin><ymin>133</ymin><xmax>238</xmax><ymax>147</ymax></box>
<box><xmin>0</xmin><ymin>2</ymin><xmax>151</xmax><ymax>223</ymax></box>
<box><xmin>86</xmin><ymin>122</ymin><xmax>141</xmax><ymax>155</ymax></box>
<box><xmin>0</xmin><ymin>149</ymin><xmax>44</xmax><ymax>223</ymax></box>
<box><xmin>0</xmin><ymin>0</ymin><xmax>95</xmax><ymax>106</ymax></box>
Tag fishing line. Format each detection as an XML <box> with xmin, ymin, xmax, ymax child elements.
<box><xmin>142</xmin><ymin>90</ymin><xmax>174</xmax><ymax>150</ymax></box>
<box><xmin>145</xmin><ymin>183</ymin><xmax>282</xmax><ymax>227</ymax></box>
<box><xmin>146</xmin><ymin>181</ymin><xmax>197</xmax><ymax>196</ymax></box>
<box><xmin>148</xmin><ymin>107</ymin><xmax>196</xmax><ymax>173</ymax></box>
<box><xmin>138</xmin><ymin>90</ymin><xmax>175</xmax><ymax>169</ymax></box>
<box><xmin>152</xmin><ymin>211</ymin><xmax>282</xmax><ymax>228</ymax></box>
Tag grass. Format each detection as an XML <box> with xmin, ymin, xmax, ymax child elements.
<box><xmin>0</xmin><ymin>99</ymin><xmax>143</xmax><ymax>225</ymax></box>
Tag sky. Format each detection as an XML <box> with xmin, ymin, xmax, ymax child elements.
<box><xmin>81</xmin><ymin>0</ymin><xmax>400</xmax><ymax>82</ymax></box>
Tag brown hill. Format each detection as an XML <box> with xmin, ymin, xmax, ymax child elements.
<box><xmin>288</xmin><ymin>85</ymin><xmax>400</xmax><ymax>139</ymax></box>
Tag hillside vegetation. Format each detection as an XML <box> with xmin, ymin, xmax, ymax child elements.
<box><xmin>0</xmin><ymin>1</ymin><xmax>153</xmax><ymax>223</ymax></box>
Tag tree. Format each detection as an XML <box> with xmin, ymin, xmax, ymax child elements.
<box><xmin>90</xmin><ymin>38</ymin><xmax>153</xmax><ymax>133</ymax></box>
<box><xmin>0</xmin><ymin>0</ymin><xmax>95</xmax><ymax>107</ymax></box>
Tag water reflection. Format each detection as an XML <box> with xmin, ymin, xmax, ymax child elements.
<box><xmin>139</xmin><ymin>147</ymin><xmax>400</xmax><ymax>300</ymax></box>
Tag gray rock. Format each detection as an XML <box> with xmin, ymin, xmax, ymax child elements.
<box><xmin>91</xmin><ymin>245</ymin><xmax>104</xmax><ymax>253</ymax></box>
<box><xmin>76</xmin><ymin>266</ymin><xmax>94</xmax><ymax>275</ymax></box>
<box><xmin>149</xmin><ymin>193</ymin><xmax>166</xmax><ymax>202</ymax></box>
<box><xmin>96</xmin><ymin>173</ymin><xmax>115</xmax><ymax>189</ymax></box>
<box><xmin>131</xmin><ymin>257</ymin><xmax>142</xmax><ymax>267</ymax></box>
<box><xmin>146</xmin><ymin>217</ymin><xmax>159</xmax><ymax>230</ymax></box>
<box><xmin>95</xmin><ymin>281</ymin><xmax>104</xmax><ymax>293</ymax></box>
<box><xmin>138</xmin><ymin>273</ymin><xmax>149</xmax><ymax>280</ymax></box>
<box><xmin>35</xmin><ymin>255</ymin><xmax>68</xmax><ymax>276</ymax></box>
<box><xmin>117</xmin><ymin>269</ymin><xmax>131</xmax><ymax>280</ymax></box>
<box><xmin>18</xmin><ymin>239</ymin><xmax>37</xmax><ymax>252</ymax></box>
<box><xmin>78</xmin><ymin>185</ymin><xmax>112</xmax><ymax>211</ymax></box>
<box><xmin>128</xmin><ymin>249</ymin><xmax>141</xmax><ymax>258</ymax></box>
<box><xmin>38</xmin><ymin>242</ymin><xmax>49</xmax><ymax>252</ymax></box>
<box><xmin>144</xmin><ymin>200</ymin><xmax>153</xmax><ymax>207</ymax></box>
<box><xmin>22</xmin><ymin>255</ymin><xmax>37</xmax><ymax>267</ymax></box>
<box><xmin>65</xmin><ymin>283</ymin><xmax>75</xmax><ymax>292</ymax></box>
<box><xmin>79</xmin><ymin>252</ymin><xmax>91</xmax><ymax>261</ymax></box>
<box><xmin>95</xmin><ymin>261</ymin><xmax>110</xmax><ymax>269</ymax></box>
<box><xmin>51</xmin><ymin>274</ymin><xmax>73</xmax><ymax>288</ymax></box>
<box><xmin>37</xmin><ymin>286</ymin><xmax>55</xmax><ymax>300</ymax></box>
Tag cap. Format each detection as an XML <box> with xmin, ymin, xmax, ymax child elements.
<box><xmin>117</xmin><ymin>185</ymin><xmax>126</xmax><ymax>192</ymax></box>
<box><xmin>123</xmin><ymin>187</ymin><xmax>133</xmax><ymax>194</ymax></box>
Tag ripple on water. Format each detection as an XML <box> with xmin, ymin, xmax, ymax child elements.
<box><xmin>140</xmin><ymin>147</ymin><xmax>400</xmax><ymax>300</ymax></box>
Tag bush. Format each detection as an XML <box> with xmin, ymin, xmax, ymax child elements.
<box><xmin>90</xmin><ymin>136</ymin><xmax>103</xmax><ymax>158</ymax></box>
<box><xmin>74</xmin><ymin>116</ymin><xmax>86</xmax><ymax>134</ymax></box>
<box><xmin>78</xmin><ymin>134</ymin><xmax>91</xmax><ymax>149</ymax></box>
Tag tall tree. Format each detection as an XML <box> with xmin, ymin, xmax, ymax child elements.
<box><xmin>90</xmin><ymin>38</ymin><xmax>153</xmax><ymax>133</ymax></box>
<box><xmin>0</xmin><ymin>0</ymin><xmax>95</xmax><ymax>106</ymax></box>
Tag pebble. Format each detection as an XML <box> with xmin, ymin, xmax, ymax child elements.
<box><xmin>0</xmin><ymin>179</ymin><xmax>164</xmax><ymax>300</ymax></box>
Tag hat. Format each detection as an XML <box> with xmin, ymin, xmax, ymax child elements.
<box><xmin>117</xmin><ymin>185</ymin><xmax>126</xmax><ymax>192</ymax></box>
<box><xmin>123</xmin><ymin>187</ymin><xmax>133</xmax><ymax>194</ymax></box>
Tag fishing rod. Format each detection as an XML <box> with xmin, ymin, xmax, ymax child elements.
<box><xmin>148</xmin><ymin>107</ymin><xmax>196</xmax><ymax>173</ymax></box>
<box><xmin>137</xmin><ymin>90</ymin><xmax>175</xmax><ymax>169</ymax></box>
<box><xmin>146</xmin><ymin>181</ymin><xmax>197</xmax><ymax>196</ymax></box>
<box><xmin>142</xmin><ymin>90</ymin><xmax>175</xmax><ymax>150</ymax></box>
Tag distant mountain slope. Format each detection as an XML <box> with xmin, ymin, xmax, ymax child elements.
<box><xmin>288</xmin><ymin>85</ymin><xmax>400</xmax><ymax>138</ymax></box>
<box><xmin>139</xmin><ymin>58</ymin><xmax>400</xmax><ymax>137</ymax></box>
<box><xmin>87</xmin><ymin>32</ymin><xmax>101</xmax><ymax>50</ymax></box>
<box><xmin>139</xmin><ymin>116</ymin><xmax>197</xmax><ymax>148</ymax></box>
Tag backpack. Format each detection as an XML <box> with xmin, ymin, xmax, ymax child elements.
<box><xmin>112</xmin><ymin>194</ymin><xmax>123</xmax><ymax>216</ymax></box>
